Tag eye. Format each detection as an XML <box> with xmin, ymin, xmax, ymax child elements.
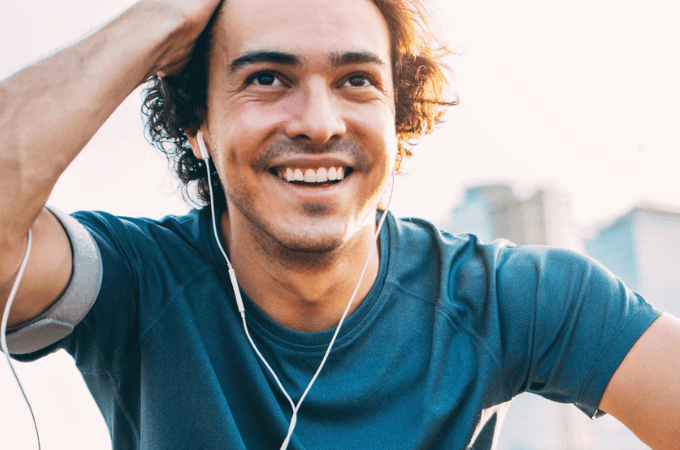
<box><xmin>344</xmin><ymin>75</ymin><xmax>373</xmax><ymax>87</ymax></box>
<box><xmin>250</xmin><ymin>72</ymin><xmax>282</xmax><ymax>86</ymax></box>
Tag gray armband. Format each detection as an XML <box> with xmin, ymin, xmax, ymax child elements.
<box><xmin>7</xmin><ymin>207</ymin><xmax>102</xmax><ymax>355</ymax></box>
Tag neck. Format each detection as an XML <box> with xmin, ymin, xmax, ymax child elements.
<box><xmin>220</xmin><ymin>211</ymin><xmax>382</xmax><ymax>333</ymax></box>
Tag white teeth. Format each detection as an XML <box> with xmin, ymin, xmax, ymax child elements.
<box><xmin>303</xmin><ymin>169</ymin><xmax>316</xmax><ymax>182</ymax></box>
<box><xmin>316</xmin><ymin>167</ymin><xmax>328</xmax><ymax>182</ymax></box>
<box><xmin>277</xmin><ymin>167</ymin><xmax>347</xmax><ymax>183</ymax></box>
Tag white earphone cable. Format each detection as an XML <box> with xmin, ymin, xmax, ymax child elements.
<box><xmin>1</xmin><ymin>229</ymin><xmax>41</xmax><ymax>450</ymax></box>
<box><xmin>199</xmin><ymin>126</ymin><xmax>395</xmax><ymax>450</ymax></box>
<box><xmin>204</xmin><ymin>154</ymin><xmax>297</xmax><ymax>415</ymax></box>
<box><xmin>279</xmin><ymin>175</ymin><xmax>394</xmax><ymax>449</ymax></box>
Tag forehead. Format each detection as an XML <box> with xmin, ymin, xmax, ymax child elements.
<box><xmin>214</xmin><ymin>0</ymin><xmax>391</xmax><ymax>66</ymax></box>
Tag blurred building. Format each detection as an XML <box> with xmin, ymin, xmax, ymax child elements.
<box><xmin>441</xmin><ymin>183</ymin><xmax>649</xmax><ymax>450</ymax></box>
<box><xmin>441</xmin><ymin>183</ymin><xmax>582</xmax><ymax>250</ymax></box>
<box><xmin>585</xmin><ymin>203</ymin><xmax>680</xmax><ymax>317</ymax></box>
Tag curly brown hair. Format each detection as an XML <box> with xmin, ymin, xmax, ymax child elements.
<box><xmin>142</xmin><ymin>0</ymin><xmax>456</xmax><ymax>209</ymax></box>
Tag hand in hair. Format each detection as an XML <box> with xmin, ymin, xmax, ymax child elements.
<box><xmin>0</xmin><ymin>0</ymin><xmax>222</xmax><ymax>328</ymax></box>
<box><xmin>141</xmin><ymin>0</ymin><xmax>225</xmax><ymax>78</ymax></box>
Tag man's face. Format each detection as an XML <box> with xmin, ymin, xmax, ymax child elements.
<box><xmin>196</xmin><ymin>0</ymin><xmax>397</xmax><ymax>254</ymax></box>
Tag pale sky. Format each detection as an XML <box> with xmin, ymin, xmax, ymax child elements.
<box><xmin>3</xmin><ymin>0</ymin><xmax>679</xmax><ymax>226</ymax></box>
<box><xmin>1</xmin><ymin>0</ymin><xmax>679</xmax><ymax>448</ymax></box>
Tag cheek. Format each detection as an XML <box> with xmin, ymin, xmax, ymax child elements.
<box><xmin>352</xmin><ymin>105</ymin><xmax>398</xmax><ymax>165</ymax></box>
<box><xmin>212</xmin><ymin>102</ymin><xmax>286</xmax><ymax>167</ymax></box>
<box><xmin>382</xmin><ymin>118</ymin><xmax>399</xmax><ymax>155</ymax></box>
<box><xmin>378</xmin><ymin>106</ymin><xmax>399</xmax><ymax>163</ymax></box>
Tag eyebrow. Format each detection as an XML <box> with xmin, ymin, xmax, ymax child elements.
<box><xmin>229</xmin><ymin>51</ymin><xmax>301</xmax><ymax>74</ymax></box>
<box><xmin>330</xmin><ymin>51</ymin><xmax>386</xmax><ymax>68</ymax></box>
<box><xmin>228</xmin><ymin>50</ymin><xmax>386</xmax><ymax>74</ymax></box>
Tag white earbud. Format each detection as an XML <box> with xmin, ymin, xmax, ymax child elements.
<box><xmin>197</xmin><ymin>130</ymin><xmax>210</xmax><ymax>161</ymax></box>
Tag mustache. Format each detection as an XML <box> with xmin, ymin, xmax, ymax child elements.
<box><xmin>252</xmin><ymin>139</ymin><xmax>371</xmax><ymax>170</ymax></box>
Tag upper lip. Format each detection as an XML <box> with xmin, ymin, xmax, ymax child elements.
<box><xmin>267</xmin><ymin>155</ymin><xmax>355</xmax><ymax>171</ymax></box>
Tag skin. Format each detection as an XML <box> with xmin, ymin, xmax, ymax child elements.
<box><xmin>186</xmin><ymin>0</ymin><xmax>398</xmax><ymax>332</ymax></box>
<box><xmin>0</xmin><ymin>0</ymin><xmax>223</xmax><ymax>327</ymax></box>
<box><xmin>599</xmin><ymin>313</ymin><xmax>680</xmax><ymax>449</ymax></box>
<box><xmin>0</xmin><ymin>0</ymin><xmax>678</xmax><ymax>446</ymax></box>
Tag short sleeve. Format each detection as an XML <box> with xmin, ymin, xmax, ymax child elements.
<box><xmin>495</xmin><ymin>246</ymin><xmax>661</xmax><ymax>417</ymax></box>
<box><xmin>7</xmin><ymin>207</ymin><xmax>102</xmax><ymax>355</ymax></box>
<box><xmin>10</xmin><ymin>209</ymin><xmax>141</xmax><ymax>367</ymax></box>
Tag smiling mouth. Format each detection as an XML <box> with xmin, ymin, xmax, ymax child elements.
<box><xmin>270</xmin><ymin>166</ymin><xmax>353</xmax><ymax>186</ymax></box>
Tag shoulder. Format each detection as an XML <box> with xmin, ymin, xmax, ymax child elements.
<box><xmin>71</xmin><ymin>207</ymin><xmax>205</xmax><ymax>240</ymax></box>
<box><xmin>67</xmin><ymin>206</ymin><xmax>219</xmax><ymax>305</ymax></box>
<box><xmin>387</xmin><ymin>213</ymin><xmax>626</xmax><ymax>326</ymax></box>
<box><xmin>70</xmin><ymin>207</ymin><xmax>210</xmax><ymax>258</ymax></box>
<box><xmin>388</xmin><ymin>214</ymin><xmax>595</xmax><ymax>293</ymax></box>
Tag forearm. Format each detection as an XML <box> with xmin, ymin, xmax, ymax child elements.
<box><xmin>0</xmin><ymin>0</ymin><xmax>213</xmax><ymax>325</ymax></box>
<box><xmin>0</xmin><ymin>2</ymin><xmax>186</xmax><ymax>241</ymax></box>
<box><xmin>599</xmin><ymin>313</ymin><xmax>680</xmax><ymax>450</ymax></box>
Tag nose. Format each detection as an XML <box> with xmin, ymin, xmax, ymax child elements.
<box><xmin>284</xmin><ymin>78</ymin><xmax>346</xmax><ymax>147</ymax></box>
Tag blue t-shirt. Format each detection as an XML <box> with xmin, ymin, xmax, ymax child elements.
<box><xmin>20</xmin><ymin>208</ymin><xmax>660</xmax><ymax>449</ymax></box>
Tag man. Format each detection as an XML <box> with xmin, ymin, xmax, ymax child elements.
<box><xmin>1</xmin><ymin>0</ymin><xmax>678</xmax><ymax>449</ymax></box>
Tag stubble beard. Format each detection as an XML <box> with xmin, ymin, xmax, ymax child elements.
<box><xmin>230</xmin><ymin>195</ymin><xmax>359</xmax><ymax>270</ymax></box>
<box><xmin>215</xmin><ymin>136</ymin><xmax>388</xmax><ymax>269</ymax></box>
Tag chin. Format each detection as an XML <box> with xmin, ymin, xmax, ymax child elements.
<box><xmin>273</xmin><ymin>222</ymin><xmax>350</xmax><ymax>254</ymax></box>
<box><xmin>229</xmin><ymin>187</ymin><xmax>376</xmax><ymax>259</ymax></box>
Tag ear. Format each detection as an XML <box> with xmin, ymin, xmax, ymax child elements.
<box><xmin>185</xmin><ymin>127</ymin><xmax>208</xmax><ymax>160</ymax></box>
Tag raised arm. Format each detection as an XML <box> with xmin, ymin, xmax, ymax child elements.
<box><xmin>599</xmin><ymin>313</ymin><xmax>680</xmax><ymax>449</ymax></box>
<box><xmin>0</xmin><ymin>0</ymin><xmax>222</xmax><ymax>328</ymax></box>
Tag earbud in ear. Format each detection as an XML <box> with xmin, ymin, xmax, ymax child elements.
<box><xmin>197</xmin><ymin>130</ymin><xmax>210</xmax><ymax>161</ymax></box>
